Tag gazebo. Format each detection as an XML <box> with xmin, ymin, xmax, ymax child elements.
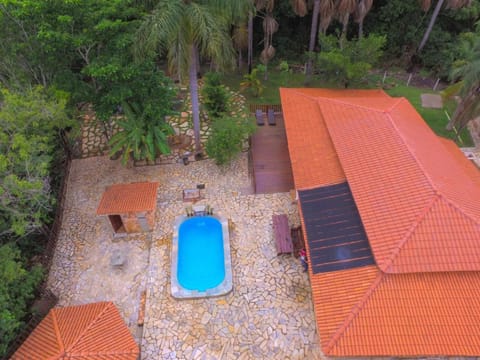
<box><xmin>97</xmin><ymin>182</ymin><xmax>159</xmax><ymax>234</ymax></box>
<box><xmin>12</xmin><ymin>302</ymin><xmax>139</xmax><ymax>359</ymax></box>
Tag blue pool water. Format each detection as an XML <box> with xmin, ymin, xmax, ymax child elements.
<box><xmin>177</xmin><ymin>216</ymin><xmax>225</xmax><ymax>291</ymax></box>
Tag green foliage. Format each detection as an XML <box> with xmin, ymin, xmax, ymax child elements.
<box><xmin>278</xmin><ymin>60</ymin><xmax>292</xmax><ymax>86</ymax></box>
<box><xmin>418</xmin><ymin>27</ymin><xmax>457</xmax><ymax>79</ymax></box>
<box><xmin>0</xmin><ymin>243</ymin><xmax>44</xmax><ymax>356</ymax></box>
<box><xmin>206</xmin><ymin>115</ymin><xmax>256</xmax><ymax>165</ymax></box>
<box><xmin>108</xmin><ymin>100</ymin><xmax>175</xmax><ymax>165</ymax></box>
<box><xmin>316</xmin><ymin>34</ymin><xmax>386</xmax><ymax>87</ymax></box>
<box><xmin>446</xmin><ymin>28</ymin><xmax>480</xmax><ymax>131</ymax></box>
<box><xmin>0</xmin><ymin>0</ymin><xmax>148</xmax><ymax>97</ymax></box>
<box><xmin>201</xmin><ymin>72</ymin><xmax>230</xmax><ymax>119</ymax></box>
<box><xmin>240</xmin><ymin>68</ymin><xmax>265</xmax><ymax>97</ymax></box>
<box><xmin>0</xmin><ymin>87</ymin><xmax>74</xmax><ymax>238</ymax></box>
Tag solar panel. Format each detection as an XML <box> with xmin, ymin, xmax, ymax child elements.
<box><xmin>299</xmin><ymin>183</ymin><xmax>375</xmax><ymax>273</ymax></box>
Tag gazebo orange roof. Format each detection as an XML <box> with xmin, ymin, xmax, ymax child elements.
<box><xmin>280</xmin><ymin>88</ymin><xmax>480</xmax><ymax>357</ymax></box>
<box><xmin>12</xmin><ymin>302</ymin><xmax>139</xmax><ymax>359</ymax></box>
<box><xmin>97</xmin><ymin>182</ymin><xmax>159</xmax><ymax>215</ymax></box>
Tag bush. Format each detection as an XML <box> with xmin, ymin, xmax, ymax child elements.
<box><xmin>206</xmin><ymin>115</ymin><xmax>256</xmax><ymax>165</ymax></box>
<box><xmin>316</xmin><ymin>34</ymin><xmax>386</xmax><ymax>87</ymax></box>
<box><xmin>201</xmin><ymin>72</ymin><xmax>230</xmax><ymax>119</ymax></box>
<box><xmin>0</xmin><ymin>244</ymin><xmax>44</xmax><ymax>356</ymax></box>
<box><xmin>240</xmin><ymin>68</ymin><xmax>264</xmax><ymax>97</ymax></box>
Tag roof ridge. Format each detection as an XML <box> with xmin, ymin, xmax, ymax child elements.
<box><xmin>64</xmin><ymin>301</ymin><xmax>112</xmax><ymax>354</ymax></box>
<box><xmin>288</xmin><ymin>88</ymin><xmax>325</xmax><ymax>101</ymax></box>
<box><xmin>382</xmin><ymin>193</ymin><xmax>441</xmax><ymax>273</ymax></box>
<box><xmin>381</xmin><ymin>99</ymin><xmax>480</xmax><ymax>270</ymax></box>
<box><xmin>386</xmin><ymin>98</ymin><xmax>440</xmax><ymax>191</ymax></box>
<box><xmin>439</xmin><ymin>190</ymin><xmax>480</xmax><ymax>224</ymax></box>
<box><xmin>64</xmin><ymin>349</ymin><xmax>138</xmax><ymax>357</ymax></box>
<box><xmin>50</xmin><ymin>309</ymin><xmax>65</xmax><ymax>358</ymax></box>
<box><xmin>325</xmin><ymin>270</ymin><xmax>386</xmax><ymax>354</ymax></box>
<box><xmin>316</xmin><ymin>95</ymin><xmax>403</xmax><ymax>113</ymax></box>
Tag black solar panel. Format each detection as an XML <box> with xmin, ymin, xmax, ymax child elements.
<box><xmin>299</xmin><ymin>182</ymin><xmax>375</xmax><ymax>274</ymax></box>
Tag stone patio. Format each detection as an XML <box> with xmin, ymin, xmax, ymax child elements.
<box><xmin>47</xmin><ymin>153</ymin><xmax>323</xmax><ymax>359</ymax></box>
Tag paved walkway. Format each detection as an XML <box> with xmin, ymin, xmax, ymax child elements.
<box><xmin>47</xmin><ymin>153</ymin><xmax>323</xmax><ymax>359</ymax></box>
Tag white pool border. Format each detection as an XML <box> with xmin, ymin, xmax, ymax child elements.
<box><xmin>171</xmin><ymin>215</ymin><xmax>233</xmax><ymax>299</ymax></box>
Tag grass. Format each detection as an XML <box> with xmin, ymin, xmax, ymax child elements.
<box><xmin>384</xmin><ymin>84</ymin><xmax>472</xmax><ymax>146</ymax></box>
<box><xmin>223</xmin><ymin>69</ymin><xmax>473</xmax><ymax>146</ymax></box>
<box><xmin>222</xmin><ymin>70</ymin><xmax>340</xmax><ymax>105</ymax></box>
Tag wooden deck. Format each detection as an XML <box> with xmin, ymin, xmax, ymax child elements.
<box><xmin>250</xmin><ymin>112</ymin><xmax>294</xmax><ymax>194</ymax></box>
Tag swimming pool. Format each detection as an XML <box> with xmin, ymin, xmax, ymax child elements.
<box><xmin>171</xmin><ymin>215</ymin><xmax>232</xmax><ymax>298</ymax></box>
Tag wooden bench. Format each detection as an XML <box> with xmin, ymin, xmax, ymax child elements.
<box><xmin>272</xmin><ymin>214</ymin><xmax>293</xmax><ymax>255</ymax></box>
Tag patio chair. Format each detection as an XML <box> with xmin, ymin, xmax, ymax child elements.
<box><xmin>267</xmin><ymin>108</ymin><xmax>276</xmax><ymax>126</ymax></box>
<box><xmin>255</xmin><ymin>109</ymin><xmax>265</xmax><ymax>126</ymax></box>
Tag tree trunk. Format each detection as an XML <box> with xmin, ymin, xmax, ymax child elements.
<box><xmin>238</xmin><ymin>49</ymin><xmax>243</xmax><ymax>71</ymax></box>
<box><xmin>447</xmin><ymin>87</ymin><xmax>479</xmax><ymax>131</ymax></box>
<box><xmin>417</xmin><ymin>0</ymin><xmax>445</xmax><ymax>53</ymax></box>
<box><xmin>248</xmin><ymin>11</ymin><xmax>253</xmax><ymax>74</ymax></box>
<box><xmin>339</xmin><ymin>13</ymin><xmax>349</xmax><ymax>50</ymax></box>
<box><xmin>305</xmin><ymin>0</ymin><xmax>321</xmax><ymax>83</ymax></box>
<box><xmin>358</xmin><ymin>20</ymin><xmax>364</xmax><ymax>39</ymax></box>
<box><xmin>189</xmin><ymin>45</ymin><xmax>202</xmax><ymax>154</ymax></box>
<box><xmin>194</xmin><ymin>46</ymin><xmax>201</xmax><ymax>78</ymax></box>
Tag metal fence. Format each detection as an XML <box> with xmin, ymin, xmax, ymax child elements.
<box><xmin>39</xmin><ymin>153</ymin><xmax>72</xmax><ymax>280</ymax></box>
<box><xmin>248</xmin><ymin>104</ymin><xmax>282</xmax><ymax>114</ymax></box>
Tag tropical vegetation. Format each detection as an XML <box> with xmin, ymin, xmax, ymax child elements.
<box><xmin>206</xmin><ymin>115</ymin><xmax>256</xmax><ymax>165</ymax></box>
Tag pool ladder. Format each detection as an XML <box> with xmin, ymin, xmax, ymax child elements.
<box><xmin>186</xmin><ymin>204</ymin><xmax>213</xmax><ymax>217</ymax></box>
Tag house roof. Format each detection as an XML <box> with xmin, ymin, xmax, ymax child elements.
<box><xmin>12</xmin><ymin>302</ymin><xmax>139</xmax><ymax>359</ymax></box>
<box><xmin>96</xmin><ymin>182</ymin><xmax>159</xmax><ymax>215</ymax></box>
<box><xmin>311</xmin><ymin>266</ymin><xmax>480</xmax><ymax>357</ymax></box>
<box><xmin>280</xmin><ymin>88</ymin><xmax>480</xmax><ymax>356</ymax></box>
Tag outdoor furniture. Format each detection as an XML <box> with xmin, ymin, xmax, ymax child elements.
<box><xmin>268</xmin><ymin>108</ymin><xmax>276</xmax><ymax>126</ymax></box>
<box><xmin>256</xmin><ymin>109</ymin><xmax>265</xmax><ymax>126</ymax></box>
<box><xmin>182</xmin><ymin>188</ymin><xmax>201</xmax><ymax>202</ymax></box>
<box><xmin>272</xmin><ymin>214</ymin><xmax>293</xmax><ymax>255</ymax></box>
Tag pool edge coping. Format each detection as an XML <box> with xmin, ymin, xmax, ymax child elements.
<box><xmin>171</xmin><ymin>214</ymin><xmax>233</xmax><ymax>299</ymax></box>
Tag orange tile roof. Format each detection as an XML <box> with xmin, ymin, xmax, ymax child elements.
<box><xmin>96</xmin><ymin>182</ymin><xmax>159</xmax><ymax>215</ymax></box>
<box><xmin>279</xmin><ymin>88</ymin><xmax>346</xmax><ymax>189</ymax></box>
<box><xmin>319</xmin><ymin>96</ymin><xmax>480</xmax><ymax>273</ymax></box>
<box><xmin>313</xmin><ymin>267</ymin><xmax>480</xmax><ymax>356</ymax></box>
<box><xmin>281</xmin><ymin>88</ymin><xmax>480</xmax><ymax>356</ymax></box>
<box><xmin>12</xmin><ymin>302</ymin><xmax>139</xmax><ymax>359</ymax></box>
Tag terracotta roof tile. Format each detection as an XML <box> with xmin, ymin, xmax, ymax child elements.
<box><xmin>96</xmin><ymin>182</ymin><xmax>159</xmax><ymax>215</ymax></box>
<box><xmin>281</xmin><ymin>88</ymin><xmax>480</xmax><ymax>356</ymax></box>
<box><xmin>325</xmin><ymin>271</ymin><xmax>480</xmax><ymax>356</ymax></box>
<box><xmin>12</xmin><ymin>302</ymin><xmax>139</xmax><ymax>359</ymax></box>
<box><xmin>279</xmin><ymin>88</ymin><xmax>345</xmax><ymax>189</ymax></box>
<box><xmin>320</xmin><ymin>96</ymin><xmax>480</xmax><ymax>273</ymax></box>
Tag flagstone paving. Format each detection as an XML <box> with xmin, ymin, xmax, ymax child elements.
<box><xmin>47</xmin><ymin>153</ymin><xmax>323</xmax><ymax>359</ymax></box>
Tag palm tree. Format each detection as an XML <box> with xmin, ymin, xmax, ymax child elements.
<box><xmin>336</xmin><ymin>0</ymin><xmax>357</xmax><ymax>48</ymax></box>
<box><xmin>417</xmin><ymin>0</ymin><xmax>472</xmax><ymax>54</ymax></box>
<box><xmin>305</xmin><ymin>0</ymin><xmax>322</xmax><ymax>80</ymax></box>
<box><xmin>109</xmin><ymin>101</ymin><xmax>173</xmax><ymax>165</ymax></box>
<box><xmin>248</xmin><ymin>0</ymin><xmax>307</xmax><ymax>74</ymax></box>
<box><xmin>446</xmin><ymin>30</ymin><xmax>480</xmax><ymax>131</ymax></box>
<box><xmin>354</xmin><ymin>0</ymin><xmax>373</xmax><ymax>39</ymax></box>
<box><xmin>135</xmin><ymin>0</ymin><xmax>236</xmax><ymax>155</ymax></box>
